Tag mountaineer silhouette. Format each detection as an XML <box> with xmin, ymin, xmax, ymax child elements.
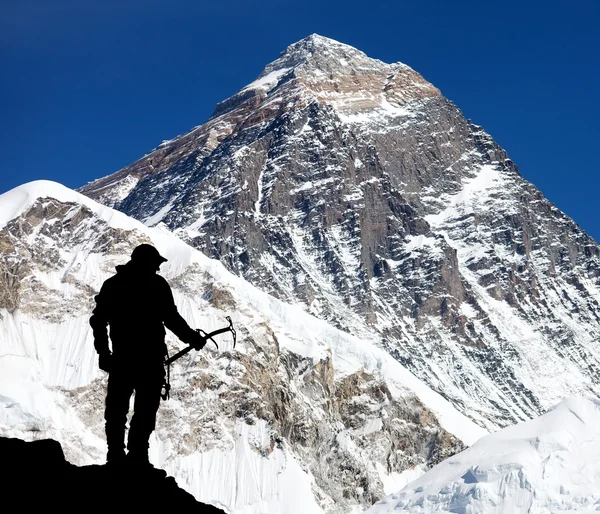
<box><xmin>90</xmin><ymin>243</ymin><xmax>206</xmax><ymax>470</ymax></box>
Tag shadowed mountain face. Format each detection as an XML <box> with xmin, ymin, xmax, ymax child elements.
<box><xmin>0</xmin><ymin>437</ymin><xmax>225</xmax><ymax>512</ymax></box>
<box><xmin>78</xmin><ymin>34</ymin><xmax>600</xmax><ymax>430</ymax></box>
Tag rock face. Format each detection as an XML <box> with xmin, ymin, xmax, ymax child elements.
<box><xmin>0</xmin><ymin>182</ymin><xmax>470</xmax><ymax>514</ymax></box>
<box><xmin>79</xmin><ymin>35</ymin><xmax>600</xmax><ymax>432</ymax></box>
<box><xmin>0</xmin><ymin>199</ymin><xmax>147</xmax><ymax>321</ymax></box>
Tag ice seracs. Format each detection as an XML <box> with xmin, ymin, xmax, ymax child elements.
<box><xmin>365</xmin><ymin>397</ymin><xmax>600</xmax><ymax>514</ymax></box>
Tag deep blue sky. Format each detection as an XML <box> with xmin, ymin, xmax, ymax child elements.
<box><xmin>1</xmin><ymin>1</ymin><xmax>599</xmax><ymax>239</ymax></box>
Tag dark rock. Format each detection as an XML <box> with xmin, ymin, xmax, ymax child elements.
<box><xmin>0</xmin><ymin>437</ymin><xmax>225</xmax><ymax>513</ymax></box>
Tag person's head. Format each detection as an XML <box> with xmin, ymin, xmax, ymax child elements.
<box><xmin>130</xmin><ymin>244</ymin><xmax>168</xmax><ymax>273</ymax></box>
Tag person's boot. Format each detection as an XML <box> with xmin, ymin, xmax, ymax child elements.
<box><xmin>105</xmin><ymin>424</ymin><xmax>127</xmax><ymax>468</ymax></box>
<box><xmin>106</xmin><ymin>448</ymin><xmax>126</xmax><ymax>468</ymax></box>
<box><xmin>126</xmin><ymin>448</ymin><xmax>166</xmax><ymax>477</ymax></box>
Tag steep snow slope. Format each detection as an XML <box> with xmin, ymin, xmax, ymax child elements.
<box><xmin>0</xmin><ymin>180</ymin><xmax>483</xmax><ymax>513</ymax></box>
<box><xmin>365</xmin><ymin>396</ymin><xmax>600</xmax><ymax>514</ymax></box>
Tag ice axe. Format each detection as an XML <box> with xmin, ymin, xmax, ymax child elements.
<box><xmin>161</xmin><ymin>316</ymin><xmax>236</xmax><ymax>400</ymax></box>
<box><xmin>165</xmin><ymin>316</ymin><xmax>236</xmax><ymax>365</ymax></box>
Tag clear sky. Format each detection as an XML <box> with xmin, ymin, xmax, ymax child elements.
<box><xmin>1</xmin><ymin>1</ymin><xmax>599</xmax><ymax>239</ymax></box>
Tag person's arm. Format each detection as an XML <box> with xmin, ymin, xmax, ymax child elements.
<box><xmin>160</xmin><ymin>278</ymin><xmax>205</xmax><ymax>349</ymax></box>
<box><xmin>90</xmin><ymin>282</ymin><xmax>112</xmax><ymax>370</ymax></box>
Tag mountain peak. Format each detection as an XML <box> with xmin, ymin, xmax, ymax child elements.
<box><xmin>79</xmin><ymin>35</ymin><xmax>441</xmax><ymax>204</ymax></box>
<box><xmin>222</xmin><ymin>34</ymin><xmax>440</xmax><ymax>120</ymax></box>
<box><xmin>259</xmin><ymin>33</ymin><xmax>391</xmax><ymax>79</ymax></box>
<box><xmin>287</xmin><ymin>33</ymin><xmax>356</xmax><ymax>53</ymax></box>
<box><xmin>268</xmin><ymin>33</ymin><xmax>369</xmax><ymax>68</ymax></box>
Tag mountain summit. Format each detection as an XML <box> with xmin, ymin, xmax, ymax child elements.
<box><xmin>237</xmin><ymin>33</ymin><xmax>439</xmax><ymax>114</ymax></box>
<box><xmin>78</xmin><ymin>35</ymin><xmax>600</xmax><ymax>433</ymax></box>
<box><xmin>79</xmin><ymin>34</ymin><xmax>439</xmax><ymax>208</ymax></box>
<box><xmin>262</xmin><ymin>33</ymin><xmax>375</xmax><ymax>71</ymax></box>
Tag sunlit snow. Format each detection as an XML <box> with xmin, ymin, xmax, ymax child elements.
<box><xmin>366</xmin><ymin>397</ymin><xmax>600</xmax><ymax>514</ymax></box>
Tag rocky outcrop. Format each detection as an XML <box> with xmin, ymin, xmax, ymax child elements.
<box><xmin>0</xmin><ymin>437</ymin><xmax>225</xmax><ymax>512</ymax></box>
<box><xmin>127</xmin><ymin>326</ymin><xmax>464</xmax><ymax>513</ymax></box>
<box><xmin>0</xmin><ymin>198</ymin><xmax>151</xmax><ymax>321</ymax></box>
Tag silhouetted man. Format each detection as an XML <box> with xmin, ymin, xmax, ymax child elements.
<box><xmin>90</xmin><ymin>243</ymin><xmax>205</xmax><ymax>468</ymax></box>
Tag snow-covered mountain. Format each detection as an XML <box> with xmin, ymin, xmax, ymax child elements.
<box><xmin>366</xmin><ymin>396</ymin><xmax>600</xmax><ymax>514</ymax></box>
<box><xmin>0</xmin><ymin>180</ymin><xmax>481</xmax><ymax>513</ymax></box>
<box><xmin>5</xmin><ymin>34</ymin><xmax>600</xmax><ymax>513</ymax></box>
<box><xmin>79</xmin><ymin>34</ymin><xmax>600</xmax><ymax>432</ymax></box>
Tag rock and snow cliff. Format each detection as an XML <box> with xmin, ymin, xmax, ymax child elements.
<box><xmin>79</xmin><ymin>35</ymin><xmax>600</xmax><ymax>432</ymax></box>
<box><xmin>0</xmin><ymin>180</ymin><xmax>478</xmax><ymax>513</ymax></box>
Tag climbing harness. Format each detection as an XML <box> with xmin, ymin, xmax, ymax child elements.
<box><xmin>161</xmin><ymin>316</ymin><xmax>237</xmax><ymax>400</ymax></box>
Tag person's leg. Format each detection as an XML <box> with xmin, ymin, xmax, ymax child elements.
<box><xmin>104</xmin><ymin>367</ymin><xmax>134</xmax><ymax>463</ymax></box>
<box><xmin>127</xmin><ymin>363</ymin><xmax>165</xmax><ymax>463</ymax></box>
